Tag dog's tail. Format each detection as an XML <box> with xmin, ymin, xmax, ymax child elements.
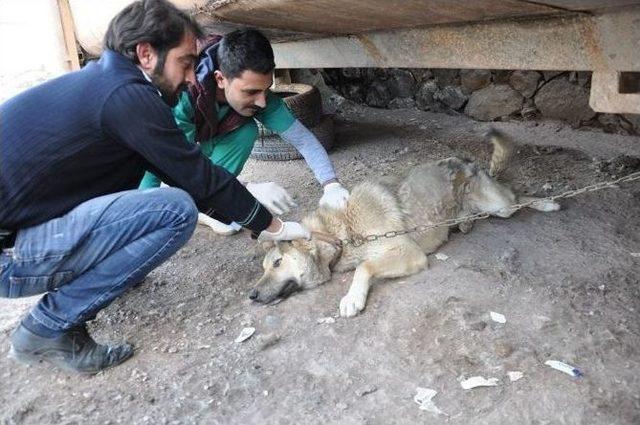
<box><xmin>484</xmin><ymin>128</ymin><xmax>515</xmax><ymax>177</ymax></box>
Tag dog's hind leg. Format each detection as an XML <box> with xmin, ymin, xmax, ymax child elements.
<box><xmin>340</xmin><ymin>246</ymin><xmax>427</xmax><ymax>318</ymax></box>
<box><xmin>519</xmin><ymin>195</ymin><xmax>561</xmax><ymax>212</ymax></box>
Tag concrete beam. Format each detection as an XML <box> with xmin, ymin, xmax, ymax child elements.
<box><xmin>591</xmin><ymin>72</ymin><xmax>640</xmax><ymax>114</ymax></box>
<box><xmin>273</xmin><ymin>7</ymin><xmax>640</xmax><ymax>113</ymax></box>
<box><xmin>272</xmin><ymin>8</ymin><xmax>640</xmax><ymax>72</ymax></box>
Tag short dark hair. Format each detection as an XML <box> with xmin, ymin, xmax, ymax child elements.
<box><xmin>216</xmin><ymin>29</ymin><xmax>275</xmax><ymax>79</ymax></box>
<box><xmin>104</xmin><ymin>0</ymin><xmax>203</xmax><ymax>64</ymax></box>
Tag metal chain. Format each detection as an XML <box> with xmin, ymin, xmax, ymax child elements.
<box><xmin>340</xmin><ymin>171</ymin><xmax>640</xmax><ymax>247</ymax></box>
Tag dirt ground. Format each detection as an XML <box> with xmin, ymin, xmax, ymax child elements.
<box><xmin>1</xmin><ymin>102</ymin><xmax>640</xmax><ymax>425</ymax></box>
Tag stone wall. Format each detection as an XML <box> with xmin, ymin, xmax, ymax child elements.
<box><xmin>317</xmin><ymin>68</ymin><xmax>639</xmax><ymax>135</ymax></box>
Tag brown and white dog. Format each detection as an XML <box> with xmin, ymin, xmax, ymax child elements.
<box><xmin>249</xmin><ymin>130</ymin><xmax>560</xmax><ymax>317</ymax></box>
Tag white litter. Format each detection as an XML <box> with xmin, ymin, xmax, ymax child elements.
<box><xmin>435</xmin><ymin>253</ymin><xmax>449</xmax><ymax>261</ymax></box>
<box><xmin>460</xmin><ymin>376</ymin><xmax>500</xmax><ymax>390</ymax></box>
<box><xmin>414</xmin><ymin>387</ymin><xmax>447</xmax><ymax>416</ymax></box>
<box><xmin>317</xmin><ymin>317</ymin><xmax>336</xmax><ymax>324</ymax></box>
<box><xmin>507</xmin><ymin>371</ymin><xmax>524</xmax><ymax>382</ymax></box>
<box><xmin>542</xmin><ymin>183</ymin><xmax>553</xmax><ymax>191</ymax></box>
<box><xmin>490</xmin><ymin>311</ymin><xmax>507</xmax><ymax>324</ymax></box>
<box><xmin>545</xmin><ymin>360</ymin><xmax>583</xmax><ymax>377</ymax></box>
<box><xmin>234</xmin><ymin>327</ymin><xmax>256</xmax><ymax>343</ymax></box>
<box><xmin>631</xmin><ymin>252</ymin><xmax>640</xmax><ymax>258</ymax></box>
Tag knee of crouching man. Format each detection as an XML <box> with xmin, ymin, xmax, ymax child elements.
<box><xmin>162</xmin><ymin>188</ymin><xmax>198</xmax><ymax>232</ymax></box>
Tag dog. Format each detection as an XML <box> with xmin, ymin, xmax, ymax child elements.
<box><xmin>249</xmin><ymin>129</ymin><xmax>560</xmax><ymax>317</ymax></box>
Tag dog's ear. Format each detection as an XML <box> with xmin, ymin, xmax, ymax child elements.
<box><xmin>292</xmin><ymin>238</ymin><xmax>317</xmax><ymax>255</ymax></box>
<box><xmin>312</xmin><ymin>239</ymin><xmax>341</xmax><ymax>270</ymax></box>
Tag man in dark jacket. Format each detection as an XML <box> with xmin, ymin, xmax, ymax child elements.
<box><xmin>0</xmin><ymin>0</ymin><xmax>308</xmax><ymax>374</ymax></box>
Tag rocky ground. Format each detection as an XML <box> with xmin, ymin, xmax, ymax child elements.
<box><xmin>1</xmin><ymin>102</ymin><xmax>640</xmax><ymax>425</ymax></box>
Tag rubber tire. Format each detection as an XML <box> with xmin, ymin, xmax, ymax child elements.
<box><xmin>273</xmin><ymin>83</ymin><xmax>322</xmax><ymax>128</ymax></box>
<box><xmin>250</xmin><ymin>115</ymin><xmax>335</xmax><ymax>161</ymax></box>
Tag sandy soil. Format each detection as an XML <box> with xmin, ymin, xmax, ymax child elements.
<box><xmin>1</xmin><ymin>103</ymin><xmax>639</xmax><ymax>425</ymax></box>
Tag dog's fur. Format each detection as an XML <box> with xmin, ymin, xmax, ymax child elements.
<box><xmin>250</xmin><ymin>130</ymin><xmax>560</xmax><ymax>317</ymax></box>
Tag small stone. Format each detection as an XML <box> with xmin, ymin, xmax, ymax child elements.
<box><xmin>465</xmin><ymin>84</ymin><xmax>523</xmax><ymax>121</ymax></box>
<box><xmin>385</xmin><ymin>69</ymin><xmax>416</xmax><ymax>98</ymax></box>
<box><xmin>433</xmin><ymin>69</ymin><xmax>460</xmax><ymax>87</ymax></box>
<box><xmin>365</xmin><ymin>81</ymin><xmax>392</xmax><ymax>108</ymax></box>
<box><xmin>535</xmin><ymin>77</ymin><xmax>596</xmax><ymax>123</ymax></box>
<box><xmin>460</xmin><ymin>69</ymin><xmax>492</xmax><ymax>92</ymax></box>
<box><xmin>355</xmin><ymin>385</ymin><xmax>378</xmax><ymax>397</ymax></box>
<box><xmin>494</xmin><ymin>341</ymin><xmax>514</xmax><ymax>358</ymax></box>
<box><xmin>257</xmin><ymin>333</ymin><xmax>281</xmax><ymax>351</ymax></box>
<box><xmin>415</xmin><ymin>80</ymin><xmax>439</xmax><ymax>111</ymax></box>
<box><xmin>509</xmin><ymin>70</ymin><xmax>541</xmax><ymax>98</ymax></box>
<box><xmin>434</xmin><ymin>86</ymin><xmax>468</xmax><ymax>110</ymax></box>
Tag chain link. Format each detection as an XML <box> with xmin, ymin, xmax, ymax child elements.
<box><xmin>340</xmin><ymin>171</ymin><xmax>640</xmax><ymax>248</ymax></box>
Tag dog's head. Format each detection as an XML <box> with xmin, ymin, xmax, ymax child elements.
<box><xmin>249</xmin><ymin>239</ymin><xmax>336</xmax><ymax>304</ymax></box>
<box><xmin>467</xmin><ymin>170</ymin><xmax>518</xmax><ymax>217</ymax></box>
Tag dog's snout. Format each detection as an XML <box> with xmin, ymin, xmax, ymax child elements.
<box><xmin>249</xmin><ymin>288</ymin><xmax>259</xmax><ymax>300</ymax></box>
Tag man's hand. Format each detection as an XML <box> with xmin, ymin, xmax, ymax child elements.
<box><xmin>319</xmin><ymin>182</ymin><xmax>350</xmax><ymax>210</ymax></box>
<box><xmin>246</xmin><ymin>182</ymin><xmax>297</xmax><ymax>215</ymax></box>
<box><xmin>257</xmin><ymin>218</ymin><xmax>311</xmax><ymax>242</ymax></box>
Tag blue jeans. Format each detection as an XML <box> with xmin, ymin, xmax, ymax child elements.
<box><xmin>0</xmin><ymin>188</ymin><xmax>197</xmax><ymax>335</ymax></box>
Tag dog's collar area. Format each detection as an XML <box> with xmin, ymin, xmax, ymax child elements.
<box><xmin>310</xmin><ymin>231</ymin><xmax>342</xmax><ymax>248</ymax></box>
<box><xmin>311</xmin><ymin>231</ymin><xmax>343</xmax><ymax>270</ymax></box>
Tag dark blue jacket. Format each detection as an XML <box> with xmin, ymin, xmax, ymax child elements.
<box><xmin>0</xmin><ymin>50</ymin><xmax>271</xmax><ymax>233</ymax></box>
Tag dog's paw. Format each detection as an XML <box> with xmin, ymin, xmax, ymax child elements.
<box><xmin>340</xmin><ymin>292</ymin><xmax>366</xmax><ymax>318</ymax></box>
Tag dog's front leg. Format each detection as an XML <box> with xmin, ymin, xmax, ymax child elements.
<box><xmin>340</xmin><ymin>248</ymin><xmax>427</xmax><ymax>318</ymax></box>
<box><xmin>340</xmin><ymin>262</ymin><xmax>374</xmax><ymax>318</ymax></box>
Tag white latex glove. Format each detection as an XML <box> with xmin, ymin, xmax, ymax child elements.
<box><xmin>246</xmin><ymin>182</ymin><xmax>297</xmax><ymax>215</ymax></box>
<box><xmin>319</xmin><ymin>182</ymin><xmax>350</xmax><ymax>210</ymax></box>
<box><xmin>257</xmin><ymin>218</ymin><xmax>311</xmax><ymax>242</ymax></box>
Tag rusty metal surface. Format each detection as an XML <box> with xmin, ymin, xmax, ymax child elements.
<box><xmin>202</xmin><ymin>0</ymin><xmax>640</xmax><ymax>37</ymax></box>
<box><xmin>203</xmin><ymin>0</ymin><xmax>563</xmax><ymax>35</ymax></box>
<box><xmin>271</xmin><ymin>8</ymin><xmax>640</xmax><ymax>72</ymax></box>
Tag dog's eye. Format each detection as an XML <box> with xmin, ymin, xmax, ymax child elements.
<box><xmin>273</xmin><ymin>258</ymin><xmax>282</xmax><ymax>268</ymax></box>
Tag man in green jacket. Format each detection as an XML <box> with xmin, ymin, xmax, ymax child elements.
<box><xmin>140</xmin><ymin>29</ymin><xmax>350</xmax><ymax>234</ymax></box>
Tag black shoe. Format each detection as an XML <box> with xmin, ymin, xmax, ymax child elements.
<box><xmin>8</xmin><ymin>323</ymin><xmax>134</xmax><ymax>374</ymax></box>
